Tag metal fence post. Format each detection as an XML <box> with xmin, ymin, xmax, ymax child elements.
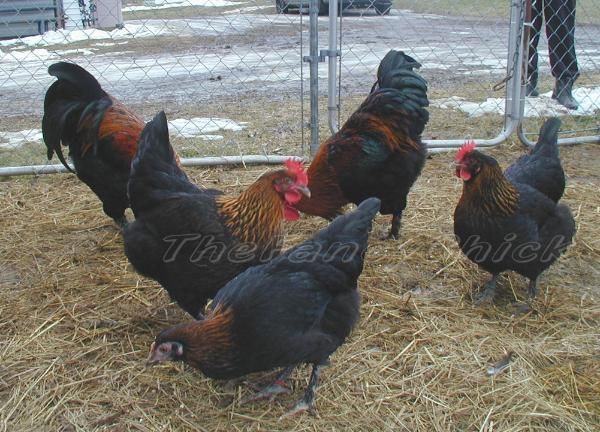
<box><xmin>326</xmin><ymin>0</ymin><xmax>340</xmax><ymax>135</ymax></box>
<box><xmin>306</xmin><ymin>0</ymin><xmax>321</xmax><ymax>157</ymax></box>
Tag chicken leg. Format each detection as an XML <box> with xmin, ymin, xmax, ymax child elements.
<box><xmin>387</xmin><ymin>213</ymin><xmax>402</xmax><ymax>240</ymax></box>
<box><xmin>240</xmin><ymin>366</ymin><xmax>295</xmax><ymax>404</ymax></box>
<box><xmin>115</xmin><ymin>215</ymin><xmax>129</xmax><ymax>229</ymax></box>
<box><xmin>281</xmin><ymin>364</ymin><xmax>322</xmax><ymax>418</ymax></box>
<box><xmin>474</xmin><ymin>274</ymin><xmax>499</xmax><ymax>305</ymax></box>
<box><xmin>527</xmin><ymin>276</ymin><xmax>539</xmax><ymax>299</ymax></box>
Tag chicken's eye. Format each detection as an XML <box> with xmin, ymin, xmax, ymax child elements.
<box><xmin>275</xmin><ymin>177</ymin><xmax>292</xmax><ymax>186</ymax></box>
<box><xmin>159</xmin><ymin>345</ymin><xmax>168</xmax><ymax>353</ymax></box>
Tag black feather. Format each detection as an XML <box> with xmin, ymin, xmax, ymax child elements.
<box><xmin>42</xmin><ymin>61</ymin><xmax>142</xmax><ymax>225</ymax></box>
<box><xmin>505</xmin><ymin>117</ymin><xmax>565</xmax><ymax>202</ymax></box>
<box><xmin>201</xmin><ymin>199</ymin><xmax>380</xmax><ymax>377</ymax></box>
<box><xmin>125</xmin><ymin>111</ymin><xmax>278</xmax><ymax>318</ymax></box>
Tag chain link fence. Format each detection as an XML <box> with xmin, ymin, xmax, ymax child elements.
<box><xmin>0</xmin><ymin>0</ymin><xmax>316</xmax><ymax>174</ymax></box>
<box><xmin>0</xmin><ymin>0</ymin><xmax>598</xmax><ymax>175</ymax></box>
<box><xmin>327</xmin><ymin>0</ymin><xmax>599</xmax><ymax>148</ymax></box>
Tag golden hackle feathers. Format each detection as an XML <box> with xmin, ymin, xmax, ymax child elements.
<box><xmin>458</xmin><ymin>160</ymin><xmax>519</xmax><ymax>217</ymax></box>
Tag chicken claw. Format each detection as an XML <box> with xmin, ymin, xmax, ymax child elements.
<box><xmin>279</xmin><ymin>364</ymin><xmax>321</xmax><ymax>420</ymax></box>
<box><xmin>280</xmin><ymin>399</ymin><xmax>316</xmax><ymax>419</ymax></box>
<box><xmin>527</xmin><ymin>276</ymin><xmax>539</xmax><ymax>299</ymax></box>
<box><xmin>474</xmin><ymin>274</ymin><xmax>498</xmax><ymax>305</ymax></box>
<box><xmin>385</xmin><ymin>214</ymin><xmax>402</xmax><ymax>240</ymax></box>
<box><xmin>383</xmin><ymin>231</ymin><xmax>399</xmax><ymax>241</ymax></box>
<box><xmin>240</xmin><ymin>381</ymin><xmax>290</xmax><ymax>404</ymax></box>
<box><xmin>240</xmin><ymin>366</ymin><xmax>295</xmax><ymax>405</ymax></box>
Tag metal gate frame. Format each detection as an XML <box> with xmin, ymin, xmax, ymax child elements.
<box><xmin>323</xmin><ymin>0</ymin><xmax>599</xmax><ymax>152</ymax></box>
<box><xmin>1</xmin><ymin>0</ymin><xmax>596</xmax><ymax>177</ymax></box>
<box><xmin>516</xmin><ymin>0</ymin><xmax>600</xmax><ymax>147</ymax></box>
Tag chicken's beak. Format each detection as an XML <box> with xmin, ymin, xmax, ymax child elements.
<box><xmin>296</xmin><ymin>185</ymin><xmax>311</xmax><ymax>198</ymax></box>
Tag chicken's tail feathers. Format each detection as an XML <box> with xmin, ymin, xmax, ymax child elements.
<box><xmin>47</xmin><ymin>62</ymin><xmax>106</xmax><ymax>101</ymax></box>
<box><xmin>132</xmin><ymin>111</ymin><xmax>178</xmax><ymax>175</ymax></box>
<box><xmin>42</xmin><ymin>62</ymin><xmax>109</xmax><ymax>172</ymax></box>
<box><xmin>128</xmin><ymin>111</ymin><xmax>189</xmax><ymax>213</ymax></box>
<box><xmin>41</xmin><ymin>81</ymin><xmax>76</xmax><ymax>173</ymax></box>
<box><xmin>362</xmin><ymin>50</ymin><xmax>429</xmax><ymax>137</ymax></box>
<box><xmin>311</xmin><ymin>197</ymin><xmax>380</xmax><ymax>277</ymax></box>
<box><xmin>532</xmin><ymin>117</ymin><xmax>561</xmax><ymax>159</ymax></box>
<box><xmin>372</xmin><ymin>50</ymin><xmax>427</xmax><ymax>95</ymax></box>
<box><xmin>321</xmin><ymin>197</ymin><xmax>380</xmax><ymax>241</ymax></box>
<box><xmin>354</xmin><ymin>197</ymin><xmax>382</xmax><ymax>219</ymax></box>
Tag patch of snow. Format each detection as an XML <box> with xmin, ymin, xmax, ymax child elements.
<box><xmin>0</xmin><ymin>129</ymin><xmax>43</xmax><ymax>149</ymax></box>
<box><xmin>0</xmin><ymin>118</ymin><xmax>247</xmax><ymax>150</ymax></box>
<box><xmin>0</xmin><ymin>47</ymin><xmax>95</xmax><ymax>63</ymax></box>
<box><xmin>223</xmin><ymin>5</ymin><xmax>271</xmax><ymax>14</ymax></box>
<box><xmin>93</xmin><ymin>42</ymin><xmax>129</xmax><ymax>47</ymax></box>
<box><xmin>0</xmin><ymin>23</ymin><xmax>171</xmax><ymax>48</ymax></box>
<box><xmin>58</xmin><ymin>48</ymin><xmax>96</xmax><ymax>56</ymax></box>
<box><xmin>431</xmin><ymin>86</ymin><xmax>600</xmax><ymax>117</ymax></box>
<box><xmin>168</xmin><ymin>117</ymin><xmax>247</xmax><ymax>138</ymax></box>
<box><xmin>197</xmin><ymin>134</ymin><xmax>224</xmax><ymax>140</ymax></box>
<box><xmin>123</xmin><ymin>0</ymin><xmax>238</xmax><ymax>12</ymax></box>
<box><xmin>0</xmin><ymin>48</ymin><xmax>58</xmax><ymax>62</ymax></box>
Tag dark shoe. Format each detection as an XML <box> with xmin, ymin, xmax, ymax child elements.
<box><xmin>526</xmin><ymin>83</ymin><xmax>539</xmax><ymax>97</ymax></box>
<box><xmin>552</xmin><ymin>79</ymin><xmax>579</xmax><ymax>110</ymax></box>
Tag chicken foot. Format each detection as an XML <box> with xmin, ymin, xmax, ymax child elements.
<box><xmin>240</xmin><ymin>366</ymin><xmax>295</xmax><ymax>404</ymax></box>
<box><xmin>280</xmin><ymin>364</ymin><xmax>322</xmax><ymax>418</ymax></box>
<box><xmin>386</xmin><ymin>213</ymin><xmax>402</xmax><ymax>240</ymax></box>
<box><xmin>474</xmin><ymin>274</ymin><xmax>499</xmax><ymax>305</ymax></box>
<box><xmin>527</xmin><ymin>276</ymin><xmax>539</xmax><ymax>299</ymax></box>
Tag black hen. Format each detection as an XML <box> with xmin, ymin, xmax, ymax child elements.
<box><xmin>454</xmin><ymin>118</ymin><xmax>575</xmax><ymax>304</ymax></box>
<box><xmin>146</xmin><ymin>198</ymin><xmax>381</xmax><ymax>416</ymax></box>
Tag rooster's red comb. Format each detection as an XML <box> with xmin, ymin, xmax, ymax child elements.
<box><xmin>284</xmin><ymin>159</ymin><xmax>308</xmax><ymax>185</ymax></box>
<box><xmin>455</xmin><ymin>140</ymin><xmax>477</xmax><ymax>162</ymax></box>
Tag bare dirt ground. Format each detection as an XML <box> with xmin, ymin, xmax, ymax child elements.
<box><xmin>2</xmin><ymin>8</ymin><xmax>600</xmax><ymax>116</ymax></box>
<box><xmin>0</xmin><ymin>141</ymin><xmax>598</xmax><ymax>431</ymax></box>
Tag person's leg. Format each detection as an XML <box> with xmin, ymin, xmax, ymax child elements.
<box><xmin>545</xmin><ymin>0</ymin><xmax>579</xmax><ymax>108</ymax></box>
<box><xmin>527</xmin><ymin>0</ymin><xmax>544</xmax><ymax>96</ymax></box>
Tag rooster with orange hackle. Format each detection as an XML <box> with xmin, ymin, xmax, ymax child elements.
<box><xmin>124</xmin><ymin>111</ymin><xmax>310</xmax><ymax>318</ymax></box>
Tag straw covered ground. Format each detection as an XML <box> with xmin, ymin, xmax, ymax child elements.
<box><xmin>0</xmin><ymin>140</ymin><xmax>599</xmax><ymax>431</ymax></box>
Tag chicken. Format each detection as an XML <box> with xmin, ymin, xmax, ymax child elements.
<box><xmin>453</xmin><ymin>117</ymin><xmax>575</xmax><ymax>304</ymax></box>
<box><xmin>124</xmin><ymin>111</ymin><xmax>310</xmax><ymax>318</ymax></box>
<box><xmin>294</xmin><ymin>50</ymin><xmax>429</xmax><ymax>239</ymax></box>
<box><xmin>146</xmin><ymin>197</ymin><xmax>381</xmax><ymax>417</ymax></box>
<box><xmin>42</xmin><ymin>61</ymin><xmax>147</xmax><ymax>227</ymax></box>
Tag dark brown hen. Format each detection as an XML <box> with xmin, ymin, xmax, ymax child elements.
<box><xmin>146</xmin><ymin>198</ymin><xmax>381</xmax><ymax>416</ymax></box>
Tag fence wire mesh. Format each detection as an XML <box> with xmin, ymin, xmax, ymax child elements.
<box><xmin>0</xmin><ymin>0</ymin><xmax>598</xmax><ymax>174</ymax></box>
<box><xmin>1</xmin><ymin>0</ymin><xmax>315</xmax><ymax>171</ymax></box>
<box><xmin>519</xmin><ymin>0</ymin><xmax>600</xmax><ymax>145</ymax></box>
<box><xmin>330</xmin><ymin>0</ymin><xmax>599</xmax><ymax>148</ymax></box>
